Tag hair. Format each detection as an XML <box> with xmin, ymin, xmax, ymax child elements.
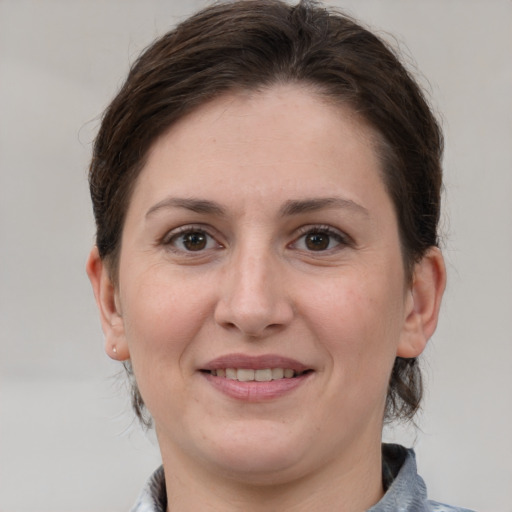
<box><xmin>89</xmin><ymin>0</ymin><xmax>443</xmax><ymax>427</ymax></box>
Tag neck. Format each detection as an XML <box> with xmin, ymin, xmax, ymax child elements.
<box><xmin>159</xmin><ymin>438</ymin><xmax>384</xmax><ymax>512</ymax></box>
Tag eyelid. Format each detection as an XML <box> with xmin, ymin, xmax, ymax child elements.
<box><xmin>290</xmin><ymin>224</ymin><xmax>353</xmax><ymax>250</ymax></box>
<box><xmin>161</xmin><ymin>224</ymin><xmax>223</xmax><ymax>251</ymax></box>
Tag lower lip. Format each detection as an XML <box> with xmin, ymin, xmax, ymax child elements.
<box><xmin>202</xmin><ymin>372</ymin><xmax>312</xmax><ymax>401</ymax></box>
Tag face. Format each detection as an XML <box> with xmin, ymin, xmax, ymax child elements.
<box><xmin>92</xmin><ymin>85</ymin><xmax>436</xmax><ymax>485</ymax></box>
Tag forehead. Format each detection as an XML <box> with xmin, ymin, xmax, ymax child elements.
<box><xmin>158</xmin><ymin>84</ymin><xmax>378</xmax><ymax>151</ymax></box>
<box><xmin>129</xmin><ymin>84</ymin><xmax>390</xmax><ymax>218</ymax></box>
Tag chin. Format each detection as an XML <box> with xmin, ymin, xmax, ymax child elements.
<box><xmin>194</xmin><ymin>419</ymin><xmax>316</xmax><ymax>484</ymax></box>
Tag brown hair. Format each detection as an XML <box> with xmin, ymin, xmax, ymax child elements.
<box><xmin>89</xmin><ymin>0</ymin><xmax>443</xmax><ymax>426</ymax></box>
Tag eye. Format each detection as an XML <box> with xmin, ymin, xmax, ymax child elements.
<box><xmin>163</xmin><ymin>227</ymin><xmax>220</xmax><ymax>252</ymax></box>
<box><xmin>292</xmin><ymin>226</ymin><xmax>348</xmax><ymax>252</ymax></box>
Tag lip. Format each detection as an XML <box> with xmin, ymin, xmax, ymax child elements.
<box><xmin>200</xmin><ymin>353</ymin><xmax>310</xmax><ymax>372</ymax></box>
<box><xmin>199</xmin><ymin>353</ymin><xmax>313</xmax><ymax>402</ymax></box>
<box><xmin>202</xmin><ymin>372</ymin><xmax>312</xmax><ymax>401</ymax></box>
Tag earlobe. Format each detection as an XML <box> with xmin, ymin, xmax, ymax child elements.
<box><xmin>397</xmin><ymin>247</ymin><xmax>447</xmax><ymax>358</ymax></box>
<box><xmin>86</xmin><ymin>246</ymin><xmax>130</xmax><ymax>361</ymax></box>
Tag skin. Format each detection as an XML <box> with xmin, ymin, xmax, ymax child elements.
<box><xmin>87</xmin><ymin>84</ymin><xmax>446</xmax><ymax>511</ymax></box>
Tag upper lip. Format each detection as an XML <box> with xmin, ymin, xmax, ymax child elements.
<box><xmin>201</xmin><ymin>353</ymin><xmax>310</xmax><ymax>372</ymax></box>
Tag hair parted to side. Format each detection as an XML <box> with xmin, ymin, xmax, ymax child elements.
<box><xmin>89</xmin><ymin>0</ymin><xmax>443</xmax><ymax>428</ymax></box>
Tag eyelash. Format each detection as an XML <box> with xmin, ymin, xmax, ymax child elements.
<box><xmin>291</xmin><ymin>225</ymin><xmax>351</xmax><ymax>253</ymax></box>
<box><xmin>161</xmin><ymin>225</ymin><xmax>221</xmax><ymax>254</ymax></box>
<box><xmin>161</xmin><ymin>224</ymin><xmax>351</xmax><ymax>254</ymax></box>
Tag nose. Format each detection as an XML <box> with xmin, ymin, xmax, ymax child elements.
<box><xmin>214</xmin><ymin>245</ymin><xmax>294</xmax><ymax>338</ymax></box>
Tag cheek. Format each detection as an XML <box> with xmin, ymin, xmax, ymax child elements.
<box><xmin>118</xmin><ymin>269</ymin><xmax>219</xmax><ymax>422</ymax></box>
<box><xmin>305</xmin><ymin>270</ymin><xmax>406</xmax><ymax>370</ymax></box>
<box><xmin>120</xmin><ymin>268</ymin><xmax>215</xmax><ymax>369</ymax></box>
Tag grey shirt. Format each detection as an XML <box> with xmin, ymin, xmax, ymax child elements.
<box><xmin>130</xmin><ymin>444</ymin><xmax>475</xmax><ymax>512</ymax></box>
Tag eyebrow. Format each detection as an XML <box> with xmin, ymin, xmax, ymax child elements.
<box><xmin>145</xmin><ymin>197</ymin><xmax>226</xmax><ymax>218</ymax></box>
<box><xmin>279</xmin><ymin>197</ymin><xmax>369</xmax><ymax>217</ymax></box>
<box><xmin>145</xmin><ymin>196</ymin><xmax>368</xmax><ymax>219</ymax></box>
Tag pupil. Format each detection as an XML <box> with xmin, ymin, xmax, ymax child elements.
<box><xmin>184</xmin><ymin>232</ymin><xmax>206</xmax><ymax>251</ymax></box>
<box><xmin>306</xmin><ymin>233</ymin><xmax>329</xmax><ymax>250</ymax></box>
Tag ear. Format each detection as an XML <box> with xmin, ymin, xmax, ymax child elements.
<box><xmin>397</xmin><ymin>247</ymin><xmax>446</xmax><ymax>358</ymax></box>
<box><xmin>86</xmin><ymin>246</ymin><xmax>130</xmax><ymax>361</ymax></box>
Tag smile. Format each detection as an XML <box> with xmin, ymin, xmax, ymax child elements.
<box><xmin>206</xmin><ymin>368</ymin><xmax>309</xmax><ymax>381</ymax></box>
<box><xmin>200</xmin><ymin>355</ymin><xmax>314</xmax><ymax>401</ymax></box>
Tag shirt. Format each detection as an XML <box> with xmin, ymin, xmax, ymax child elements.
<box><xmin>129</xmin><ymin>444</ymin><xmax>475</xmax><ymax>512</ymax></box>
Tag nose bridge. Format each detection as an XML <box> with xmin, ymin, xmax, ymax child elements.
<box><xmin>215</xmin><ymin>238</ymin><xmax>292</xmax><ymax>337</ymax></box>
<box><xmin>234</xmin><ymin>244</ymin><xmax>274</xmax><ymax>308</ymax></box>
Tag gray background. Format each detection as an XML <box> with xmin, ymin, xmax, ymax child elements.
<box><xmin>1</xmin><ymin>1</ymin><xmax>511</xmax><ymax>511</ymax></box>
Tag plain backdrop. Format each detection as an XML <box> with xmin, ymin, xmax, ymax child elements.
<box><xmin>1</xmin><ymin>1</ymin><xmax>511</xmax><ymax>511</ymax></box>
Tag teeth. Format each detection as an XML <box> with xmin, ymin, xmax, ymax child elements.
<box><xmin>237</xmin><ymin>369</ymin><xmax>254</xmax><ymax>382</ymax></box>
<box><xmin>271</xmin><ymin>368</ymin><xmax>284</xmax><ymax>379</ymax></box>
<box><xmin>211</xmin><ymin>368</ymin><xmax>302</xmax><ymax>381</ymax></box>
<box><xmin>255</xmin><ymin>369</ymin><xmax>272</xmax><ymax>382</ymax></box>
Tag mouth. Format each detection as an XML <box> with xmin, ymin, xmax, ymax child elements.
<box><xmin>199</xmin><ymin>354</ymin><xmax>314</xmax><ymax>400</ymax></box>
<box><xmin>202</xmin><ymin>368</ymin><xmax>312</xmax><ymax>381</ymax></box>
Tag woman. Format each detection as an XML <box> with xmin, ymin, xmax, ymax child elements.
<box><xmin>86</xmin><ymin>1</ymin><xmax>473</xmax><ymax>510</ymax></box>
